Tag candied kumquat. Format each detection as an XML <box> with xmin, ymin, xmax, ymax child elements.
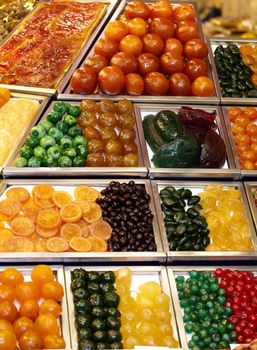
<box><xmin>19</xmin><ymin>329</ymin><xmax>43</xmax><ymax>350</ymax></box>
<box><xmin>0</xmin><ymin>329</ymin><xmax>17</xmax><ymax>350</ymax></box>
<box><xmin>41</xmin><ymin>281</ymin><xmax>64</xmax><ymax>301</ymax></box>
<box><xmin>1</xmin><ymin>268</ymin><xmax>24</xmax><ymax>287</ymax></box>
<box><xmin>13</xmin><ymin>317</ymin><xmax>35</xmax><ymax>339</ymax></box>
<box><xmin>15</xmin><ymin>282</ymin><xmax>40</xmax><ymax>303</ymax></box>
<box><xmin>31</xmin><ymin>265</ymin><xmax>54</xmax><ymax>287</ymax></box>
<box><xmin>34</xmin><ymin>313</ymin><xmax>59</xmax><ymax>336</ymax></box>
<box><xmin>39</xmin><ymin>299</ymin><xmax>62</xmax><ymax>317</ymax></box>
<box><xmin>43</xmin><ymin>333</ymin><xmax>66</xmax><ymax>349</ymax></box>
<box><xmin>0</xmin><ymin>301</ymin><xmax>19</xmax><ymax>323</ymax></box>
<box><xmin>19</xmin><ymin>299</ymin><xmax>39</xmax><ymax>321</ymax></box>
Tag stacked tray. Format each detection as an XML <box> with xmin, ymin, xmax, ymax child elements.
<box><xmin>60</xmin><ymin>0</ymin><xmax>220</xmax><ymax>105</ymax></box>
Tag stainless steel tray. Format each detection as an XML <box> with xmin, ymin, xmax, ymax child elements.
<box><xmin>244</xmin><ymin>182</ymin><xmax>257</xmax><ymax>232</ymax></box>
<box><xmin>0</xmin><ymin>179</ymin><xmax>165</xmax><ymax>262</ymax></box>
<box><xmin>65</xmin><ymin>265</ymin><xmax>181</xmax><ymax>350</ymax></box>
<box><xmin>4</xmin><ymin>100</ymin><xmax>148</xmax><ymax>178</ymax></box>
<box><xmin>222</xmin><ymin>106</ymin><xmax>257</xmax><ymax>179</ymax></box>
<box><xmin>60</xmin><ymin>0</ymin><xmax>219</xmax><ymax>105</ymax></box>
<box><xmin>0</xmin><ymin>0</ymin><xmax>117</xmax><ymax>96</ymax></box>
<box><xmin>135</xmin><ymin>103</ymin><xmax>239</xmax><ymax>179</ymax></box>
<box><xmin>152</xmin><ymin>180</ymin><xmax>257</xmax><ymax>261</ymax></box>
<box><xmin>0</xmin><ymin>264</ymin><xmax>71</xmax><ymax>350</ymax></box>
<box><xmin>209</xmin><ymin>37</ymin><xmax>257</xmax><ymax>105</ymax></box>
<box><xmin>1</xmin><ymin>92</ymin><xmax>50</xmax><ymax>174</ymax></box>
<box><xmin>167</xmin><ymin>266</ymin><xmax>257</xmax><ymax>350</ymax></box>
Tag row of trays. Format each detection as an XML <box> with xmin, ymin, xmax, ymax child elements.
<box><xmin>3</xmin><ymin>263</ymin><xmax>257</xmax><ymax>350</ymax></box>
<box><xmin>0</xmin><ymin>178</ymin><xmax>257</xmax><ymax>262</ymax></box>
<box><xmin>1</xmin><ymin>93</ymin><xmax>257</xmax><ymax>179</ymax></box>
<box><xmin>1</xmin><ymin>0</ymin><xmax>257</xmax><ymax>106</ymax></box>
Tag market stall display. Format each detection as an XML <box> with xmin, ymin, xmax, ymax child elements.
<box><xmin>0</xmin><ymin>88</ymin><xmax>49</xmax><ymax>171</ymax></box>
<box><xmin>152</xmin><ymin>181</ymin><xmax>257</xmax><ymax>261</ymax></box>
<box><xmin>0</xmin><ymin>0</ymin><xmax>38</xmax><ymax>42</ymax></box>
<box><xmin>135</xmin><ymin>104</ymin><xmax>238</xmax><ymax>179</ymax></box>
<box><xmin>66</xmin><ymin>266</ymin><xmax>180</xmax><ymax>349</ymax></box>
<box><xmin>63</xmin><ymin>0</ymin><xmax>219</xmax><ymax>104</ymax></box>
<box><xmin>0</xmin><ymin>264</ymin><xmax>70</xmax><ymax>349</ymax></box>
<box><xmin>0</xmin><ymin>179</ymin><xmax>163</xmax><ymax>262</ymax></box>
<box><xmin>168</xmin><ymin>267</ymin><xmax>257</xmax><ymax>350</ymax></box>
<box><xmin>0</xmin><ymin>0</ymin><xmax>109</xmax><ymax>92</ymax></box>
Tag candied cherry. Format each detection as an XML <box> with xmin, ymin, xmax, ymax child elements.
<box><xmin>160</xmin><ymin>53</ymin><xmax>184</xmax><ymax>75</ymax></box>
<box><xmin>164</xmin><ymin>38</ymin><xmax>183</xmax><ymax>56</ymax></box>
<box><xmin>184</xmin><ymin>58</ymin><xmax>208</xmax><ymax>81</ymax></box>
<box><xmin>169</xmin><ymin>73</ymin><xmax>191</xmax><ymax>96</ymax></box>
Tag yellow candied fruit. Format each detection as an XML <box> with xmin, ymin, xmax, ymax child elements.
<box><xmin>200</xmin><ymin>185</ymin><xmax>253</xmax><ymax>251</ymax></box>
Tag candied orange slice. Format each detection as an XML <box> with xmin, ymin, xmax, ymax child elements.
<box><xmin>0</xmin><ymin>228</ymin><xmax>14</xmax><ymax>240</ymax></box>
<box><xmin>60</xmin><ymin>203</ymin><xmax>82</xmax><ymax>223</ymax></box>
<box><xmin>32</xmin><ymin>184</ymin><xmax>55</xmax><ymax>199</ymax></box>
<box><xmin>76</xmin><ymin>219</ymin><xmax>90</xmax><ymax>237</ymax></box>
<box><xmin>10</xmin><ymin>216</ymin><xmax>35</xmax><ymax>236</ymax></box>
<box><xmin>52</xmin><ymin>191</ymin><xmax>72</xmax><ymax>208</ymax></box>
<box><xmin>36</xmin><ymin>225</ymin><xmax>58</xmax><ymax>238</ymax></box>
<box><xmin>7</xmin><ymin>236</ymin><xmax>34</xmax><ymax>252</ymax></box>
<box><xmin>0</xmin><ymin>222</ymin><xmax>4</xmax><ymax>228</ymax></box>
<box><xmin>74</xmin><ymin>186</ymin><xmax>100</xmax><ymax>202</ymax></box>
<box><xmin>36</xmin><ymin>208</ymin><xmax>61</xmax><ymax>229</ymax></box>
<box><xmin>33</xmin><ymin>195</ymin><xmax>55</xmax><ymax>208</ymax></box>
<box><xmin>73</xmin><ymin>200</ymin><xmax>90</xmax><ymax>216</ymax></box>
<box><xmin>88</xmin><ymin>237</ymin><xmax>107</xmax><ymax>252</ymax></box>
<box><xmin>34</xmin><ymin>239</ymin><xmax>47</xmax><ymax>252</ymax></box>
<box><xmin>22</xmin><ymin>198</ymin><xmax>39</xmax><ymax>222</ymax></box>
<box><xmin>6</xmin><ymin>187</ymin><xmax>30</xmax><ymax>203</ymax></box>
<box><xmin>60</xmin><ymin>223</ymin><xmax>82</xmax><ymax>242</ymax></box>
<box><xmin>0</xmin><ymin>198</ymin><xmax>21</xmax><ymax>217</ymax></box>
<box><xmin>0</xmin><ymin>213</ymin><xmax>10</xmax><ymax>221</ymax></box>
<box><xmin>84</xmin><ymin>203</ymin><xmax>102</xmax><ymax>223</ymax></box>
<box><xmin>69</xmin><ymin>237</ymin><xmax>92</xmax><ymax>252</ymax></box>
<box><xmin>46</xmin><ymin>237</ymin><xmax>69</xmax><ymax>252</ymax></box>
<box><xmin>89</xmin><ymin>219</ymin><xmax>112</xmax><ymax>239</ymax></box>
<box><xmin>0</xmin><ymin>88</ymin><xmax>11</xmax><ymax>107</ymax></box>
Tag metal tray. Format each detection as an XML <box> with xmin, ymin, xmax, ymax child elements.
<box><xmin>0</xmin><ymin>179</ymin><xmax>165</xmax><ymax>262</ymax></box>
<box><xmin>65</xmin><ymin>265</ymin><xmax>181</xmax><ymax>350</ymax></box>
<box><xmin>0</xmin><ymin>264</ymin><xmax>71</xmax><ymax>350</ymax></box>
<box><xmin>135</xmin><ymin>103</ymin><xmax>239</xmax><ymax>179</ymax></box>
<box><xmin>152</xmin><ymin>180</ymin><xmax>257</xmax><ymax>262</ymax></box>
<box><xmin>0</xmin><ymin>0</ymin><xmax>117</xmax><ymax>96</ymax></box>
<box><xmin>167</xmin><ymin>266</ymin><xmax>257</xmax><ymax>350</ymax></box>
<box><xmin>244</xmin><ymin>182</ymin><xmax>257</xmax><ymax>232</ymax></box>
<box><xmin>1</xmin><ymin>92</ymin><xmax>50</xmax><ymax>174</ymax></box>
<box><xmin>60</xmin><ymin>0</ymin><xmax>219</xmax><ymax>105</ymax></box>
<box><xmin>209</xmin><ymin>37</ymin><xmax>257</xmax><ymax>106</ymax></box>
<box><xmin>4</xmin><ymin>100</ymin><xmax>148</xmax><ymax>178</ymax></box>
<box><xmin>222</xmin><ymin>106</ymin><xmax>257</xmax><ymax>179</ymax></box>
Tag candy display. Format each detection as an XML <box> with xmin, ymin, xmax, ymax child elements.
<box><xmin>143</xmin><ymin>107</ymin><xmax>226</xmax><ymax>168</ymax></box>
<box><xmin>176</xmin><ymin>268</ymin><xmax>257</xmax><ymax>349</ymax></box>
<box><xmin>16</xmin><ymin>102</ymin><xmax>88</xmax><ymax>168</ymax></box>
<box><xmin>0</xmin><ymin>265</ymin><xmax>65</xmax><ymax>350</ymax></box>
<box><xmin>0</xmin><ymin>0</ymin><xmax>106</xmax><ymax>88</ymax></box>
<box><xmin>200</xmin><ymin>185</ymin><xmax>253</xmax><ymax>251</ymax></box>
<box><xmin>0</xmin><ymin>184</ymin><xmax>111</xmax><ymax>252</ymax></box>
<box><xmin>227</xmin><ymin>106</ymin><xmax>257</xmax><ymax>170</ymax></box>
<box><xmin>160</xmin><ymin>186</ymin><xmax>210</xmax><ymax>251</ymax></box>
<box><xmin>0</xmin><ymin>88</ymin><xmax>39</xmax><ymax>167</ymax></box>
<box><xmin>70</xmin><ymin>1</ymin><xmax>215</xmax><ymax>97</ymax></box>
<box><xmin>71</xmin><ymin>269</ymin><xmax>122</xmax><ymax>350</ymax></box>
<box><xmin>78</xmin><ymin>99</ymin><xmax>139</xmax><ymax>167</ymax></box>
<box><xmin>214</xmin><ymin>43</ymin><xmax>257</xmax><ymax>98</ymax></box>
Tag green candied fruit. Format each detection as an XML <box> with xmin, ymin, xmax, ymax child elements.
<box><xmin>40</xmin><ymin>135</ymin><xmax>56</xmax><ymax>149</ymax></box>
<box><xmin>47</xmin><ymin>146</ymin><xmax>62</xmax><ymax>160</ymax></box>
<box><xmin>63</xmin><ymin>147</ymin><xmax>76</xmax><ymax>159</ymax></box>
<box><xmin>73</xmin><ymin>156</ymin><xmax>86</xmax><ymax>167</ymax></box>
<box><xmin>48</xmin><ymin>127</ymin><xmax>63</xmax><ymax>142</ymax></box>
<box><xmin>46</xmin><ymin>111</ymin><xmax>62</xmax><ymax>124</ymax></box>
<box><xmin>16</xmin><ymin>157</ymin><xmax>27</xmax><ymax>167</ymax></box>
<box><xmin>28</xmin><ymin>157</ymin><xmax>41</xmax><ymax>167</ymax></box>
<box><xmin>64</xmin><ymin>114</ymin><xmax>77</xmax><ymax>126</ymax></box>
<box><xmin>73</xmin><ymin>135</ymin><xmax>87</xmax><ymax>148</ymax></box>
<box><xmin>53</xmin><ymin>101</ymin><xmax>68</xmax><ymax>116</ymax></box>
<box><xmin>76</xmin><ymin>144</ymin><xmax>88</xmax><ymax>158</ymax></box>
<box><xmin>56</xmin><ymin>121</ymin><xmax>69</xmax><ymax>134</ymax></box>
<box><xmin>20</xmin><ymin>145</ymin><xmax>33</xmax><ymax>160</ymax></box>
<box><xmin>68</xmin><ymin>104</ymin><xmax>82</xmax><ymax>118</ymax></box>
<box><xmin>41</xmin><ymin>119</ymin><xmax>54</xmax><ymax>132</ymax></box>
<box><xmin>58</xmin><ymin>156</ymin><xmax>72</xmax><ymax>167</ymax></box>
<box><xmin>33</xmin><ymin>146</ymin><xmax>46</xmax><ymax>159</ymax></box>
<box><xmin>60</xmin><ymin>136</ymin><xmax>73</xmax><ymax>149</ymax></box>
<box><xmin>30</xmin><ymin>124</ymin><xmax>46</xmax><ymax>139</ymax></box>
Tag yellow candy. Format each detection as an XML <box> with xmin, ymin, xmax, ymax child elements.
<box><xmin>138</xmin><ymin>281</ymin><xmax>161</xmax><ymax>300</ymax></box>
